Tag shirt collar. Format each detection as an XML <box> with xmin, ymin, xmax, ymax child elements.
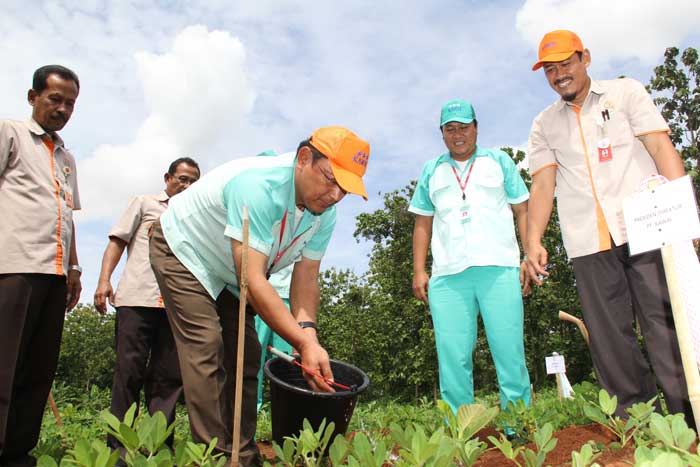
<box><xmin>284</xmin><ymin>156</ymin><xmax>316</xmax><ymax>238</ymax></box>
<box><xmin>555</xmin><ymin>78</ymin><xmax>605</xmax><ymax>112</ymax></box>
<box><xmin>26</xmin><ymin>118</ymin><xmax>65</xmax><ymax>147</ymax></box>
<box><xmin>157</xmin><ymin>190</ymin><xmax>170</xmax><ymax>202</ymax></box>
<box><xmin>438</xmin><ymin>145</ymin><xmax>486</xmax><ymax>167</ymax></box>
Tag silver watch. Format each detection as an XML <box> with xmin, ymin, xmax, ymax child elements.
<box><xmin>69</xmin><ymin>264</ymin><xmax>83</xmax><ymax>274</ymax></box>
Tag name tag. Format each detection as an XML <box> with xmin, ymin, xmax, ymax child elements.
<box><xmin>460</xmin><ymin>204</ymin><xmax>471</xmax><ymax>223</ymax></box>
<box><xmin>598</xmin><ymin>138</ymin><xmax>613</xmax><ymax>163</ymax></box>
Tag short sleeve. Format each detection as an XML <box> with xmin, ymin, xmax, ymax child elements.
<box><xmin>0</xmin><ymin>121</ymin><xmax>14</xmax><ymax>177</ymax></box>
<box><xmin>302</xmin><ymin>208</ymin><xmax>336</xmax><ymax>260</ymax></box>
<box><xmin>527</xmin><ymin>115</ymin><xmax>557</xmax><ymax>176</ymax></box>
<box><xmin>622</xmin><ymin>78</ymin><xmax>669</xmax><ymax>136</ymax></box>
<box><xmin>408</xmin><ymin>161</ymin><xmax>435</xmax><ymax>216</ymax></box>
<box><xmin>222</xmin><ymin>174</ymin><xmax>278</xmax><ymax>256</ymax></box>
<box><xmin>496</xmin><ymin>150</ymin><xmax>529</xmax><ymax>204</ymax></box>
<box><xmin>109</xmin><ymin>196</ymin><xmax>143</xmax><ymax>243</ymax></box>
<box><xmin>69</xmin><ymin>155</ymin><xmax>81</xmax><ymax>210</ymax></box>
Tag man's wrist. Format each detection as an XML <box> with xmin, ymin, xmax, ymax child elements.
<box><xmin>298</xmin><ymin>321</ymin><xmax>318</xmax><ymax>332</ymax></box>
<box><xmin>69</xmin><ymin>264</ymin><xmax>82</xmax><ymax>275</ymax></box>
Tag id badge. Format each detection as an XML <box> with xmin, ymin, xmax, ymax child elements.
<box><xmin>597</xmin><ymin>137</ymin><xmax>613</xmax><ymax>162</ymax></box>
<box><xmin>460</xmin><ymin>204</ymin><xmax>471</xmax><ymax>223</ymax></box>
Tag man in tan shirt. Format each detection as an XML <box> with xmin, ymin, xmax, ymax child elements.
<box><xmin>94</xmin><ymin>157</ymin><xmax>200</xmax><ymax>453</ymax></box>
<box><xmin>0</xmin><ymin>65</ymin><xmax>82</xmax><ymax>467</ymax></box>
<box><xmin>526</xmin><ymin>30</ymin><xmax>692</xmax><ymax>425</ymax></box>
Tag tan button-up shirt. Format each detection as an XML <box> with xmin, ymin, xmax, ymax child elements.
<box><xmin>527</xmin><ymin>78</ymin><xmax>668</xmax><ymax>259</ymax></box>
<box><xmin>0</xmin><ymin>119</ymin><xmax>81</xmax><ymax>275</ymax></box>
<box><xmin>110</xmin><ymin>191</ymin><xmax>169</xmax><ymax>308</ymax></box>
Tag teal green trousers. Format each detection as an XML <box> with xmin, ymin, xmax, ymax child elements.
<box><xmin>428</xmin><ymin>266</ymin><xmax>530</xmax><ymax>413</ymax></box>
<box><xmin>255</xmin><ymin>298</ymin><xmax>293</xmax><ymax>412</ymax></box>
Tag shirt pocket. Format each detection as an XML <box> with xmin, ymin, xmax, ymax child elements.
<box><xmin>473</xmin><ymin>167</ymin><xmax>503</xmax><ymax>206</ymax></box>
<box><xmin>430</xmin><ymin>183</ymin><xmax>463</xmax><ymax>241</ymax></box>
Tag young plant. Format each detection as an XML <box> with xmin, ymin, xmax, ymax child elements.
<box><xmin>488</xmin><ymin>422</ymin><xmax>558</xmax><ymax>467</ymax></box>
<box><xmin>583</xmin><ymin>389</ymin><xmax>655</xmax><ymax>449</ymax></box>
<box><xmin>569</xmin><ymin>442</ymin><xmax>601</xmax><ymax>467</ymax></box>
<box><xmin>269</xmin><ymin>418</ymin><xmax>337</xmax><ymax>467</ymax></box>
<box><xmin>497</xmin><ymin>399</ymin><xmax>537</xmax><ymax>443</ymax></box>
<box><xmin>437</xmin><ymin>400</ymin><xmax>499</xmax><ymax>441</ymax></box>
<box><xmin>391</xmin><ymin>424</ymin><xmax>457</xmax><ymax>467</ymax></box>
<box><xmin>634</xmin><ymin>412</ymin><xmax>700</xmax><ymax>467</ymax></box>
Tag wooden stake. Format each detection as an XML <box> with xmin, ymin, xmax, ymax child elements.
<box><xmin>231</xmin><ymin>206</ymin><xmax>249</xmax><ymax>467</ymax></box>
<box><xmin>47</xmin><ymin>390</ymin><xmax>68</xmax><ymax>446</ymax></box>
<box><xmin>661</xmin><ymin>244</ymin><xmax>700</xmax><ymax>430</ymax></box>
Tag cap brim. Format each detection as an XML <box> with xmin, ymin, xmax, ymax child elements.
<box><xmin>329</xmin><ymin>159</ymin><xmax>368</xmax><ymax>201</ymax></box>
<box><xmin>532</xmin><ymin>50</ymin><xmax>578</xmax><ymax>71</ymax></box>
<box><xmin>440</xmin><ymin>116</ymin><xmax>475</xmax><ymax>127</ymax></box>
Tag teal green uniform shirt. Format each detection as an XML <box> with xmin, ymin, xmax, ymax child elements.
<box><xmin>409</xmin><ymin>146</ymin><xmax>528</xmax><ymax>277</ymax></box>
<box><xmin>160</xmin><ymin>152</ymin><xmax>335</xmax><ymax>298</ymax></box>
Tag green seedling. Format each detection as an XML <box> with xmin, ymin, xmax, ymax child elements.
<box><xmin>488</xmin><ymin>422</ymin><xmax>558</xmax><ymax>467</ymax></box>
<box><xmin>569</xmin><ymin>442</ymin><xmax>601</xmax><ymax>467</ymax></box>
<box><xmin>582</xmin><ymin>389</ymin><xmax>655</xmax><ymax>449</ymax></box>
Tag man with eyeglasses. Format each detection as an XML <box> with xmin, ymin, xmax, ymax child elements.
<box><xmin>148</xmin><ymin>127</ymin><xmax>370</xmax><ymax>466</ymax></box>
<box><xmin>409</xmin><ymin>100</ymin><xmax>531</xmax><ymax>416</ymax></box>
<box><xmin>93</xmin><ymin>157</ymin><xmax>200</xmax><ymax>455</ymax></box>
<box><xmin>526</xmin><ymin>30</ymin><xmax>693</xmax><ymax>426</ymax></box>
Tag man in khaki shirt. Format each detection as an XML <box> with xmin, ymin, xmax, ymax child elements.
<box><xmin>0</xmin><ymin>65</ymin><xmax>82</xmax><ymax>467</ymax></box>
<box><xmin>526</xmin><ymin>30</ymin><xmax>692</xmax><ymax>425</ymax></box>
<box><xmin>94</xmin><ymin>157</ymin><xmax>200</xmax><ymax>452</ymax></box>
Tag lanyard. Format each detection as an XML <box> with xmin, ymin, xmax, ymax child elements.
<box><xmin>450</xmin><ymin>159</ymin><xmax>475</xmax><ymax>201</ymax></box>
<box><xmin>268</xmin><ymin>210</ymin><xmax>309</xmax><ymax>274</ymax></box>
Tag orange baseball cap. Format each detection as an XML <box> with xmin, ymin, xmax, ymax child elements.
<box><xmin>309</xmin><ymin>126</ymin><xmax>370</xmax><ymax>200</ymax></box>
<box><xmin>532</xmin><ymin>30</ymin><xmax>584</xmax><ymax>71</ymax></box>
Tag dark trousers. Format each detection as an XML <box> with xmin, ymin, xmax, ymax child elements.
<box><xmin>149</xmin><ymin>221</ymin><xmax>262</xmax><ymax>467</ymax></box>
<box><xmin>572</xmin><ymin>244</ymin><xmax>694</xmax><ymax>425</ymax></box>
<box><xmin>0</xmin><ymin>274</ymin><xmax>66</xmax><ymax>465</ymax></box>
<box><xmin>109</xmin><ymin>306</ymin><xmax>183</xmax><ymax>449</ymax></box>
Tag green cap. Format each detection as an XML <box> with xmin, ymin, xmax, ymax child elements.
<box><xmin>440</xmin><ymin>99</ymin><xmax>476</xmax><ymax>127</ymax></box>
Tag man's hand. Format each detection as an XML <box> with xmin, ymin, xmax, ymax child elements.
<box><xmin>297</xmin><ymin>338</ymin><xmax>335</xmax><ymax>392</ymax></box>
<box><xmin>519</xmin><ymin>261</ymin><xmax>532</xmax><ymax>296</ymax></box>
<box><xmin>93</xmin><ymin>280</ymin><xmax>114</xmax><ymax>314</ymax></box>
<box><xmin>66</xmin><ymin>270</ymin><xmax>82</xmax><ymax>311</ymax></box>
<box><xmin>412</xmin><ymin>270</ymin><xmax>430</xmax><ymax>305</ymax></box>
<box><xmin>525</xmin><ymin>242</ymin><xmax>549</xmax><ymax>286</ymax></box>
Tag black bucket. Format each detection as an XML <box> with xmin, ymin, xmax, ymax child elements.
<box><xmin>264</xmin><ymin>357</ymin><xmax>369</xmax><ymax>445</ymax></box>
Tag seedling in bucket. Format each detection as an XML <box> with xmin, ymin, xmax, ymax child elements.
<box><xmin>267</xmin><ymin>345</ymin><xmax>354</xmax><ymax>392</ymax></box>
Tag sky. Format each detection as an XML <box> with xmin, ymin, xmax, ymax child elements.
<box><xmin>1</xmin><ymin>0</ymin><xmax>699</xmax><ymax>309</ymax></box>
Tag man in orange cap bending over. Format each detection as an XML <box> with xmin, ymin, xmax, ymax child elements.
<box><xmin>525</xmin><ymin>30</ymin><xmax>693</xmax><ymax>426</ymax></box>
<box><xmin>149</xmin><ymin>127</ymin><xmax>371</xmax><ymax>466</ymax></box>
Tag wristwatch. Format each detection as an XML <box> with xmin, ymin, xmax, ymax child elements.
<box><xmin>69</xmin><ymin>264</ymin><xmax>83</xmax><ymax>274</ymax></box>
<box><xmin>298</xmin><ymin>321</ymin><xmax>317</xmax><ymax>332</ymax></box>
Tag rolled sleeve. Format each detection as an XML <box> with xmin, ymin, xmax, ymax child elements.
<box><xmin>497</xmin><ymin>150</ymin><xmax>530</xmax><ymax>204</ymax></box>
<box><xmin>623</xmin><ymin>78</ymin><xmax>669</xmax><ymax>136</ymax></box>
<box><xmin>408</xmin><ymin>162</ymin><xmax>435</xmax><ymax>216</ymax></box>
<box><xmin>109</xmin><ymin>196</ymin><xmax>142</xmax><ymax>243</ymax></box>
<box><xmin>527</xmin><ymin>115</ymin><xmax>557</xmax><ymax>176</ymax></box>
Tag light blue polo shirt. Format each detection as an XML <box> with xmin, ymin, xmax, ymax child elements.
<box><xmin>160</xmin><ymin>152</ymin><xmax>335</xmax><ymax>299</ymax></box>
<box><xmin>409</xmin><ymin>146</ymin><xmax>528</xmax><ymax>277</ymax></box>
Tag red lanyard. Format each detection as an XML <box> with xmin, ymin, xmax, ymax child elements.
<box><xmin>268</xmin><ymin>210</ymin><xmax>308</xmax><ymax>274</ymax></box>
<box><xmin>451</xmin><ymin>159</ymin><xmax>475</xmax><ymax>201</ymax></box>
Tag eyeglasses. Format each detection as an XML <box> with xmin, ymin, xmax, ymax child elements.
<box><xmin>176</xmin><ymin>175</ymin><xmax>198</xmax><ymax>185</ymax></box>
<box><xmin>317</xmin><ymin>163</ymin><xmax>347</xmax><ymax>194</ymax></box>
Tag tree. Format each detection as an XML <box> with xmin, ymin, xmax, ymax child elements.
<box><xmin>648</xmin><ymin>46</ymin><xmax>700</xmax><ymax>191</ymax></box>
<box><xmin>55</xmin><ymin>304</ymin><xmax>116</xmax><ymax>390</ymax></box>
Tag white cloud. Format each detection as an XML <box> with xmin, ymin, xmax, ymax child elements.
<box><xmin>516</xmin><ymin>0</ymin><xmax>700</xmax><ymax>72</ymax></box>
<box><xmin>77</xmin><ymin>25</ymin><xmax>256</xmax><ymax>221</ymax></box>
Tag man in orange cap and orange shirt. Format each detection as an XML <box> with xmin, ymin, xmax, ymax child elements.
<box><xmin>525</xmin><ymin>30</ymin><xmax>693</xmax><ymax>425</ymax></box>
<box><xmin>149</xmin><ymin>126</ymin><xmax>371</xmax><ymax>466</ymax></box>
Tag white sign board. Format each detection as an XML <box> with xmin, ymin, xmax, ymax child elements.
<box><xmin>545</xmin><ymin>354</ymin><xmax>566</xmax><ymax>375</ymax></box>
<box><xmin>623</xmin><ymin>176</ymin><xmax>700</xmax><ymax>256</ymax></box>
